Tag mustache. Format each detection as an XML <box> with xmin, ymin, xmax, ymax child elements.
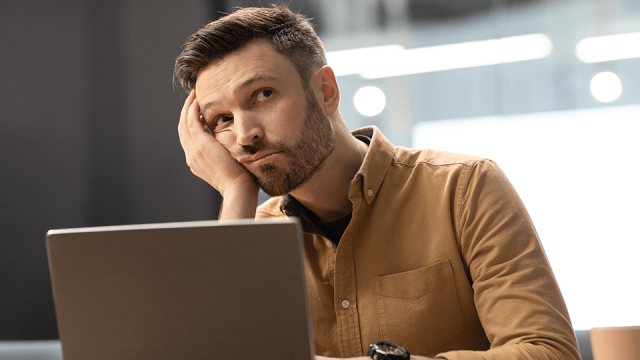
<box><xmin>241</xmin><ymin>143</ymin><xmax>261</xmax><ymax>155</ymax></box>
<box><xmin>231</xmin><ymin>139</ymin><xmax>286</xmax><ymax>157</ymax></box>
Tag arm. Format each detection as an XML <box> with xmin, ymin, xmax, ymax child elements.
<box><xmin>437</xmin><ymin>160</ymin><xmax>580</xmax><ymax>360</ymax></box>
<box><xmin>177</xmin><ymin>90</ymin><xmax>259</xmax><ymax>219</ymax></box>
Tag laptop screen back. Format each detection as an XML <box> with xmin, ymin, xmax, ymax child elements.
<box><xmin>46</xmin><ymin>219</ymin><xmax>314</xmax><ymax>360</ymax></box>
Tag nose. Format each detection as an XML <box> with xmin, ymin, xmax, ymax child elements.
<box><xmin>234</xmin><ymin>112</ymin><xmax>264</xmax><ymax>146</ymax></box>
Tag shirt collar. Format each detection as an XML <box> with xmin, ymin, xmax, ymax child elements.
<box><xmin>350</xmin><ymin>126</ymin><xmax>395</xmax><ymax>205</ymax></box>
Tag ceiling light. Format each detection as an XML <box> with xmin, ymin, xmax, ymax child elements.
<box><xmin>326</xmin><ymin>45</ymin><xmax>404</xmax><ymax>77</ymax></box>
<box><xmin>590</xmin><ymin>72</ymin><xmax>622</xmax><ymax>103</ymax></box>
<box><xmin>354</xmin><ymin>86</ymin><xmax>386</xmax><ymax>116</ymax></box>
<box><xmin>326</xmin><ymin>34</ymin><xmax>553</xmax><ymax>79</ymax></box>
<box><xmin>576</xmin><ymin>32</ymin><xmax>640</xmax><ymax>63</ymax></box>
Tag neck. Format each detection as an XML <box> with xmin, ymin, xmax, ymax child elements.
<box><xmin>289</xmin><ymin>120</ymin><xmax>368</xmax><ymax>222</ymax></box>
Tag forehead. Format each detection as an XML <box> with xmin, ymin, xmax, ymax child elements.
<box><xmin>195</xmin><ymin>40</ymin><xmax>300</xmax><ymax>108</ymax></box>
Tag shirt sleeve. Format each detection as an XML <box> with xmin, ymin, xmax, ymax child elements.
<box><xmin>436</xmin><ymin>160</ymin><xmax>580</xmax><ymax>360</ymax></box>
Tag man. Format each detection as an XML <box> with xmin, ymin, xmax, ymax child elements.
<box><xmin>176</xmin><ymin>6</ymin><xmax>580</xmax><ymax>360</ymax></box>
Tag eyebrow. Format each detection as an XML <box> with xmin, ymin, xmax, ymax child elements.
<box><xmin>200</xmin><ymin>73</ymin><xmax>279</xmax><ymax>114</ymax></box>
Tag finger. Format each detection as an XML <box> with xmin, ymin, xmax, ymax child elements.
<box><xmin>178</xmin><ymin>90</ymin><xmax>197</xmax><ymax>151</ymax></box>
<box><xmin>180</xmin><ymin>89</ymin><xmax>196</xmax><ymax>123</ymax></box>
<box><xmin>185</xmin><ymin>94</ymin><xmax>210</xmax><ymax>141</ymax></box>
<box><xmin>200</xmin><ymin>114</ymin><xmax>213</xmax><ymax>135</ymax></box>
<box><xmin>178</xmin><ymin>89</ymin><xmax>196</xmax><ymax>132</ymax></box>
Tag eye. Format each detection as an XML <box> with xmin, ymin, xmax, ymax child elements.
<box><xmin>255</xmin><ymin>89</ymin><xmax>273</xmax><ymax>102</ymax></box>
<box><xmin>214</xmin><ymin>115</ymin><xmax>233</xmax><ymax>128</ymax></box>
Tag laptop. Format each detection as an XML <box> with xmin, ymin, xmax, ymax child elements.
<box><xmin>46</xmin><ymin>218</ymin><xmax>315</xmax><ymax>360</ymax></box>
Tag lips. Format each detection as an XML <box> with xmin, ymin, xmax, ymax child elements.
<box><xmin>238</xmin><ymin>151</ymin><xmax>282</xmax><ymax>166</ymax></box>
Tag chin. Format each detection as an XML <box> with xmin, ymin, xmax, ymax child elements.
<box><xmin>254</xmin><ymin>164</ymin><xmax>303</xmax><ymax>197</ymax></box>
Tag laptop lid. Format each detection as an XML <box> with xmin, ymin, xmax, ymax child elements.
<box><xmin>46</xmin><ymin>218</ymin><xmax>314</xmax><ymax>360</ymax></box>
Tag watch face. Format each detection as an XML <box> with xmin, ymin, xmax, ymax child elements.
<box><xmin>377</xmin><ymin>344</ymin><xmax>405</xmax><ymax>356</ymax></box>
<box><xmin>368</xmin><ymin>342</ymin><xmax>410</xmax><ymax>360</ymax></box>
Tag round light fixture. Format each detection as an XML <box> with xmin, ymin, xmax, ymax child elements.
<box><xmin>590</xmin><ymin>71</ymin><xmax>622</xmax><ymax>103</ymax></box>
<box><xmin>354</xmin><ymin>86</ymin><xmax>386</xmax><ymax>117</ymax></box>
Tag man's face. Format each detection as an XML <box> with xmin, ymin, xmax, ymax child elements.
<box><xmin>195</xmin><ymin>40</ymin><xmax>335</xmax><ymax>196</ymax></box>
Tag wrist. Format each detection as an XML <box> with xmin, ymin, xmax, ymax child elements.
<box><xmin>218</xmin><ymin>180</ymin><xmax>260</xmax><ymax>220</ymax></box>
<box><xmin>218</xmin><ymin>172</ymin><xmax>259</xmax><ymax>198</ymax></box>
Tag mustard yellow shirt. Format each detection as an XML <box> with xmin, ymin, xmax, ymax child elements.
<box><xmin>256</xmin><ymin>127</ymin><xmax>580</xmax><ymax>360</ymax></box>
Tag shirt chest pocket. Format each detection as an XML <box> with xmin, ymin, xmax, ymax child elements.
<box><xmin>372</xmin><ymin>259</ymin><xmax>463</xmax><ymax>357</ymax></box>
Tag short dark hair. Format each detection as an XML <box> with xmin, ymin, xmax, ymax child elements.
<box><xmin>174</xmin><ymin>5</ymin><xmax>327</xmax><ymax>92</ymax></box>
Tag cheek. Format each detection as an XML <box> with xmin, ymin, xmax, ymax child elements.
<box><xmin>269</xmin><ymin>100</ymin><xmax>307</xmax><ymax>137</ymax></box>
<box><xmin>214</xmin><ymin>130</ymin><xmax>236</xmax><ymax>149</ymax></box>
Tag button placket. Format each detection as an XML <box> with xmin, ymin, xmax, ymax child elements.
<box><xmin>332</xmin><ymin>220</ymin><xmax>362</xmax><ymax>355</ymax></box>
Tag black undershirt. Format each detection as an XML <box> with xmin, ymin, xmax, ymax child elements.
<box><xmin>316</xmin><ymin>213</ymin><xmax>353</xmax><ymax>245</ymax></box>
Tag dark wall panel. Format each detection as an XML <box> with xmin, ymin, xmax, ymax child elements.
<box><xmin>123</xmin><ymin>0</ymin><xmax>223</xmax><ymax>224</ymax></box>
<box><xmin>0</xmin><ymin>0</ymin><xmax>89</xmax><ymax>340</ymax></box>
<box><xmin>0</xmin><ymin>0</ymin><xmax>220</xmax><ymax>340</ymax></box>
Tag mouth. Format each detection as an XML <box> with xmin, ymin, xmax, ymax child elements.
<box><xmin>239</xmin><ymin>151</ymin><xmax>282</xmax><ymax>167</ymax></box>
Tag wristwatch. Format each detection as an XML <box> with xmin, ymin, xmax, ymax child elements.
<box><xmin>368</xmin><ymin>341</ymin><xmax>410</xmax><ymax>360</ymax></box>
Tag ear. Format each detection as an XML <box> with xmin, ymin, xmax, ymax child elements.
<box><xmin>314</xmin><ymin>65</ymin><xmax>340</xmax><ymax>116</ymax></box>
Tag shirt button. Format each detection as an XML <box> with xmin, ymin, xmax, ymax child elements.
<box><xmin>341</xmin><ymin>300</ymin><xmax>350</xmax><ymax>309</ymax></box>
<box><xmin>326</xmin><ymin>240</ymin><xmax>332</xmax><ymax>248</ymax></box>
<box><xmin>367</xmin><ymin>189</ymin><xmax>374</xmax><ymax>197</ymax></box>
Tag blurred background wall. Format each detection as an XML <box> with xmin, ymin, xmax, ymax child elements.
<box><xmin>0</xmin><ymin>0</ymin><xmax>223</xmax><ymax>339</ymax></box>
<box><xmin>1</xmin><ymin>0</ymin><xmax>638</xmax><ymax>340</ymax></box>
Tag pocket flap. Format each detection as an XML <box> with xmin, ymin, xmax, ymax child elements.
<box><xmin>373</xmin><ymin>260</ymin><xmax>453</xmax><ymax>300</ymax></box>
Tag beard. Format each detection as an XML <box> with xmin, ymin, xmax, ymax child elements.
<box><xmin>235</xmin><ymin>86</ymin><xmax>335</xmax><ymax>197</ymax></box>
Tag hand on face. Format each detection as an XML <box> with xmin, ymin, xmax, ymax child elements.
<box><xmin>177</xmin><ymin>90</ymin><xmax>259</xmax><ymax>198</ymax></box>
